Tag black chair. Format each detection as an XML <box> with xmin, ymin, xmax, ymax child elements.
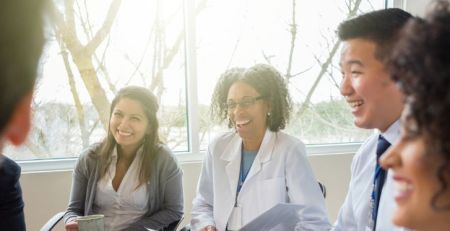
<box><xmin>164</xmin><ymin>217</ymin><xmax>184</xmax><ymax>231</ymax></box>
<box><xmin>40</xmin><ymin>211</ymin><xmax>65</xmax><ymax>231</ymax></box>
<box><xmin>318</xmin><ymin>181</ymin><xmax>326</xmax><ymax>198</ymax></box>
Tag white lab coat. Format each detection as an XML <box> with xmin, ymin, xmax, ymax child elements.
<box><xmin>191</xmin><ymin>130</ymin><xmax>331</xmax><ymax>231</ymax></box>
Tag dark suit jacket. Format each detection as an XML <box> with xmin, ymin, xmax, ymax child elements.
<box><xmin>0</xmin><ymin>155</ymin><xmax>26</xmax><ymax>231</ymax></box>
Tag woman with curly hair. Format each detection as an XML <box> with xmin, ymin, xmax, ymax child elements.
<box><xmin>190</xmin><ymin>64</ymin><xmax>330</xmax><ymax>231</ymax></box>
<box><xmin>380</xmin><ymin>1</ymin><xmax>450</xmax><ymax>230</ymax></box>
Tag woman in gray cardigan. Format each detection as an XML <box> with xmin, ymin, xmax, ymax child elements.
<box><xmin>64</xmin><ymin>86</ymin><xmax>183</xmax><ymax>231</ymax></box>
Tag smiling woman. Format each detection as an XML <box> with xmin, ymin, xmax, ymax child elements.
<box><xmin>63</xmin><ymin>86</ymin><xmax>183</xmax><ymax>231</ymax></box>
<box><xmin>380</xmin><ymin>1</ymin><xmax>450</xmax><ymax>230</ymax></box>
<box><xmin>191</xmin><ymin>64</ymin><xmax>331</xmax><ymax>231</ymax></box>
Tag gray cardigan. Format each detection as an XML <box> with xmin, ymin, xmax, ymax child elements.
<box><xmin>63</xmin><ymin>143</ymin><xmax>184</xmax><ymax>230</ymax></box>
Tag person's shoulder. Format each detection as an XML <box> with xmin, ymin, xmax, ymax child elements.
<box><xmin>77</xmin><ymin>142</ymin><xmax>102</xmax><ymax>164</ymax></box>
<box><xmin>154</xmin><ymin>144</ymin><xmax>182</xmax><ymax>172</ymax></box>
<box><xmin>275</xmin><ymin>131</ymin><xmax>305</xmax><ymax>147</ymax></box>
<box><xmin>208</xmin><ymin>130</ymin><xmax>238</xmax><ymax>148</ymax></box>
<box><xmin>354</xmin><ymin>133</ymin><xmax>378</xmax><ymax>157</ymax></box>
<box><xmin>351</xmin><ymin>132</ymin><xmax>378</xmax><ymax>170</ymax></box>
<box><xmin>0</xmin><ymin>155</ymin><xmax>20</xmax><ymax>182</ymax></box>
<box><xmin>212</xmin><ymin>130</ymin><xmax>237</xmax><ymax>142</ymax></box>
<box><xmin>155</xmin><ymin>144</ymin><xmax>179</xmax><ymax>164</ymax></box>
<box><xmin>156</xmin><ymin>144</ymin><xmax>175</xmax><ymax>159</ymax></box>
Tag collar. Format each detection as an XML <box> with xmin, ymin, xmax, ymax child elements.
<box><xmin>378</xmin><ymin>120</ymin><xmax>401</xmax><ymax>145</ymax></box>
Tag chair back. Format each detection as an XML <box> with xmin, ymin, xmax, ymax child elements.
<box><xmin>40</xmin><ymin>211</ymin><xmax>65</xmax><ymax>231</ymax></box>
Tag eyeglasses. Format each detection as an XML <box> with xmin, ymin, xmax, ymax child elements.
<box><xmin>226</xmin><ymin>96</ymin><xmax>264</xmax><ymax>110</ymax></box>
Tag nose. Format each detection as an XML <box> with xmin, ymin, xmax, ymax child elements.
<box><xmin>118</xmin><ymin>117</ymin><xmax>131</xmax><ymax>128</ymax></box>
<box><xmin>340</xmin><ymin>74</ymin><xmax>353</xmax><ymax>97</ymax></box>
<box><xmin>380</xmin><ymin>140</ymin><xmax>402</xmax><ymax>170</ymax></box>
<box><xmin>231</xmin><ymin>103</ymin><xmax>246</xmax><ymax>115</ymax></box>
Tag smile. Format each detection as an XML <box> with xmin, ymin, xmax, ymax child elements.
<box><xmin>348</xmin><ymin>100</ymin><xmax>363</xmax><ymax>108</ymax></box>
<box><xmin>393</xmin><ymin>176</ymin><xmax>414</xmax><ymax>203</ymax></box>
<box><xmin>235</xmin><ymin>119</ymin><xmax>251</xmax><ymax>128</ymax></box>
<box><xmin>117</xmin><ymin>130</ymin><xmax>133</xmax><ymax>137</ymax></box>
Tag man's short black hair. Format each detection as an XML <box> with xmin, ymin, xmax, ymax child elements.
<box><xmin>338</xmin><ymin>8</ymin><xmax>412</xmax><ymax>60</ymax></box>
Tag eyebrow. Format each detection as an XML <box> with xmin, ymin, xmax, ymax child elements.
<box><xmin>346</xmin><ymin>60</ymin><xmax>364</xmax><ymax>67</ymax></box>
<box><xmin>227</xmin><ymin>96</ymin><xmax>258</xmax><ymax>101</ymax></box>
<box><xmin>113</xmin><ymin>109</ymin><xmax>144</xmax><ymax>118</ymax></box>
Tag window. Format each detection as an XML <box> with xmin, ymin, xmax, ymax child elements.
<box><xmin>6</xmin><ymin>0</ymin><xmax>390</xmax><ymax>165</ymax></box>
<box><xmin>196</xmin><ymin>0</ymin><xmax>386</xmax><ymax>148</ymax></box>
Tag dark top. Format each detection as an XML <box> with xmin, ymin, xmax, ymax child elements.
<box><xmin>0</xmin><ymin>155</ymin><xmax>26</xmax><ymax>231</ymax></box>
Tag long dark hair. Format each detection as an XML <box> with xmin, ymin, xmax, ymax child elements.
<box><xmin>99</xmin><ymin>86</ymin><xmax>161</xmax><ymax>187</ymax></box>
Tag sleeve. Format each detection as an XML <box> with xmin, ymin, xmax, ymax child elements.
<box><xmin>63</xmin><ymin>147</ymin><xmax>92</xmax><ymax>224</ymax></box>
<box><xmin>124</xmin><ymin>149</ymin><xmax>184</xmax><ymax>231</ymax></box>
<box><xmin>190</xmin><ymin>146</ymin><xmax>216</xmax><ymax>231</ymax></box>
<box><xmin>285</xmin><ymin>141</ymin><xmax>332</xmax><ymax>231</ymax></box>
<box><xmin>331</xmin><ymin>152</ymin><xmax>358</xmax><ymax>231</ymax></box>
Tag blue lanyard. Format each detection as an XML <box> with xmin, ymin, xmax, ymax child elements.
<box><xmin>238</xmin><ymin>152</ymin><xmax>246</xmax><ymax>193</ymax></box>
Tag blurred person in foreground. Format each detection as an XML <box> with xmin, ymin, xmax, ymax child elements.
<box><xmin>0</xmin><ymin>0</ymin><xmax>46</xmax><ymax>230</ymax></box>
<box><xmin>190</xmin><ymin>64</ymin><xmax>330</xmax><ymax>231</ymax></box>
<box><xmin>381</xmin><ymin>1</ymin><xmax>450</xmax><ymax>230</ymax></box>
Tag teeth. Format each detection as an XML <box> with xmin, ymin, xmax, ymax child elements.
<box><xmin>236</xmin><ymin>120</ymin><xmax>251</xmax><ymax>126</ymax></box>
<box><xmin>394</xmin><ymin>181</ymin><xmax>414</xmax><ymax>197</ymax></box>
<box><xmin>118</xmin><ymin>130</ymin><xmax>132</xmax><ymax>136</ymax></box>
<box><xmin>348</xmin><ymin>100</ymin><xmax>363</xmax><ymax>108</ymax></box>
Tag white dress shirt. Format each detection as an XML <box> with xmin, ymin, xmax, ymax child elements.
<box><xmin>93</xmin><ymin>146</ymin><xmax>149</xmax><ymax>231</ymax></box>
<box><xmin>333</xmin><ymin>120</ymin><xmax>409</xmax><ymax>231</ymax></box>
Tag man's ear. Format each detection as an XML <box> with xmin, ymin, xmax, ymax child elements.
<box><xmin>4</xmin><ymin>92</ymin><xmax>33</xmax><ymax>146</ymax></box>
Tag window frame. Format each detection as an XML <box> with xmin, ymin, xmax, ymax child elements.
<box><xmin>18</xmin><ymin>0</ymin><xmax>398</xmax><ymax>172</ymax></box>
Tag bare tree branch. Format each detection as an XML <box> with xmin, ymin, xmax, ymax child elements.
<box><xmin>296</xmin><ymin>0</ymin><xmax>363</xmax><ymax>117</ymax></box>
<box><xmin>85</xmin><ymin>0</ymin><xmax>122</xmax><ymax>54</ymax></box>
<box><xmin>286</xmin><ymin>0</ymin><xmax>297</xmax><ymax>81</ymax></box>
<box><xmin>149</xmin><ymin>0</ymin><xmax>209</xmax><ymax>91</ymax></box>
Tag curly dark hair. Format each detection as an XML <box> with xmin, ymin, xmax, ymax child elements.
<box><xmin>338</xmin><ymin>8</ymin><xmax>412</xmax><ymax>61</ymax></box>
<box><xmin>211</xmin><ymin>64</ymin><xmax>292</xmax><ymax>132</ymax></box>
<box><xmin>389</xmin><ymin>0</ymin><xmax>450</xmax><ymax>211</ymax></box>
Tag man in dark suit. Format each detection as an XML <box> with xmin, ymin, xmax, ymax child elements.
<box><xmin>0</xmin><ymin>0</ymin><xmax>46</xmax><ymax>230</ymax></box>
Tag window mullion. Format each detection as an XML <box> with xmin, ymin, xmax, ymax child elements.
<box><xmin>184</xmin><ymin>0</ymin><xmax>200</xmax><ymax>155</ymax></box>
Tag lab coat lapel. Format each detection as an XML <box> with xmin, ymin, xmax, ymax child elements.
<box><xmin>220</xmin><ymin>133</ymin><xmax>242</xmax><ymax>199</ymax></box>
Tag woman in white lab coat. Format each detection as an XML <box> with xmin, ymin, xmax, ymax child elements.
<box><xmin>190</xmin><ymin>64</ymin><xmax>331</xmax><ymax>231</ymax></box>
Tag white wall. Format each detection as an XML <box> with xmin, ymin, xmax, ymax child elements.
<box><xmin>21</xmin><ymin>153</ymin><xmax>353</xmax><ymax>231</ymax></box>
<box><xmin>401</xmin><ymin>0</ymin><xmax>433</xmax><ymax>16</ymax></box>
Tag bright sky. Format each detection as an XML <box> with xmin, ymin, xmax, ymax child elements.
<box><xmin>36</xmin><ymin>0</ymin><xmax>385</xmax><ymax>106</ymax></box>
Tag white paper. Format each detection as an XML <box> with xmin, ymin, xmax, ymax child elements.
<box><xmin>238</xmin><ymin>203</ymin><xmax>304</xmax><ymax>231</ymax></box>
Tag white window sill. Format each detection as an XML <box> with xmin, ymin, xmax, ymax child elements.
<box><xmin>19</xmin><ymin>143</ymin><xmax>361</xmax><ymax>173</ymax></box>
